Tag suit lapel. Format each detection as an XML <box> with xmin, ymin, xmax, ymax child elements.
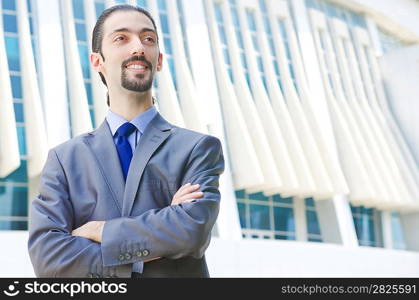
<box><xmin>83</xmin><ymin>121</ymin><xmax>125</xmax><ymax>214</ymax></box>
<box><xmin>122</xmin><ymin>113</ymin><xmax>172</xmax><ymax>216</ymax></box>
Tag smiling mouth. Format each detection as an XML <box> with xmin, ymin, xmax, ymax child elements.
<box><xmin>126</xmin><ymin>64</ymin><xmax>149</xmax><ymax>72</ymax></box>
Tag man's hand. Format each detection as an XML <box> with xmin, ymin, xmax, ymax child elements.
<box><xmin>72</xmin><ymin>220</ymin><xmax>104</xmax><ymax>243</ymax></box>
<box><xmin>171</xmin><ymin>183</ymin><xmax>203</xmax><ymax>206</ymax></box>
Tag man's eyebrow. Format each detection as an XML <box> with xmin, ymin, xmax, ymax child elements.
<box><xmin>108</xmin><ymin>27</ymin><xmax>157</xmax><ymax>37</ymax></box>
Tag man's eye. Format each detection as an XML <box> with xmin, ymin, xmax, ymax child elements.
<box><xmin>114</xmin><ymin>36</ymin><xmax>125</xmax><ymax>42</ymax></box>
<box><xmin>143</xmin><ymin>36</ymin><xmax>155</xmax><ymax>43</ymax></box>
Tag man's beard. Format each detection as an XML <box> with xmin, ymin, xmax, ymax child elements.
<box><xmin>120</xmin><ymin>56</ymin><xmax>154</xmax><ymax>92</ymax></box>
<box><xmin>121</xmin><ymin>70</ymin><xmax>154</xmax><ymax>92</ymax></box>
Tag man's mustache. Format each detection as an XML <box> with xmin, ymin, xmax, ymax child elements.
<box><xmin>121</xmin><ymin>56</ymin><xmax>152</xmax><ymax>69</ymax></box>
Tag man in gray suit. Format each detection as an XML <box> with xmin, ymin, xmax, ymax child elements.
<box><xmin>28</xmin><ymin>4</ymin><xmax>224</xmax><ymax>278</ymax></box>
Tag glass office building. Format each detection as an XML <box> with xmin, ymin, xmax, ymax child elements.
<box><xmin>0</xmin><ymin>0</ymin><xmax>418</xmax><ymax>276</ymax></box>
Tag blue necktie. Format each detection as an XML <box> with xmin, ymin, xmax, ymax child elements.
<box><xmin>115</xmin><ymin>122</ymin><xmax>137</xmax><ymax>180</ymax></box>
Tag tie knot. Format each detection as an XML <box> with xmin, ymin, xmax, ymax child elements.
<box><xmin>116</xmin><ymin>122</ymin><xmax>137</xmax><ymax>138</ymax></box>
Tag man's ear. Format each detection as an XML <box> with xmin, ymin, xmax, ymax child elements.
<box><xmin>156</xmin><ymin>52</ymin><xmax>163</xmax><ymax>71</ymax></box>
<box><xmin>90</xmin><ymin>52</ymin><xmax>104</xmax><ymax>73</ymax></box>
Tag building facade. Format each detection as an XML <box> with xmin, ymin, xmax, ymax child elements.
<box><xmin>0</xmin><ymin>0</ymin><xmax>418</xmax><ymax>277</ymax></box>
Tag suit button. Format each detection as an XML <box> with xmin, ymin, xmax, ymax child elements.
<box><xmin>125</xmin><ymin>253</ymin><xmax>132</xmax><ymax>260</ymax></box>
<box><xmin>136</xmin><ymin>251</ymin><xmax>142</xmax><ymax>257</ymax></box>
<box><xmin>142</xmin><ymin>249</ymin><xmax>149</xmax><ymax>256</ymax></box>
<box><xmin>118</xmin><ymin>254</ymin><xmax>125</xmax><ymax>261</ymax></box>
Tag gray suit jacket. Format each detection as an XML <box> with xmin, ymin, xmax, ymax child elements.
<box><xmin>28</xmin><ymin>112</ymin><xmax>224</xmax><ymax>278</ymax></box>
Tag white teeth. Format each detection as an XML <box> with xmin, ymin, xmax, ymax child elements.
<box><xmin>127</xmin><ymin>65</ymin><xmax>146</xmax><ymax>69</ymax></box>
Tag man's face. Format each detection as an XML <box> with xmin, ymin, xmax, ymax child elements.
<box><xmin>93</xmin><ymin>10</ymin><xmax>162</xmax><ymax>93</ymax></box>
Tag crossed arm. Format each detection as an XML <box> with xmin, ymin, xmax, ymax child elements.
<box><xmin>28</xmin><ymin>135</ymin><xmax>224</xmax><ymax>277</ymax></box>
<box><xmin>71</xmin><ymin>182</ymin><xmax>204</xmax><ymax>262</ymax></box>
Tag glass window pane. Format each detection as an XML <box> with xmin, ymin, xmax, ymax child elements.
<box><xmin>236</xmin><ymin>31</ymin><xmax>244</xmax><ymax>48</ymax></box>
<box><xmin>72</xmin><ymin>0</ymin><xmax>85</xmax><ymax>20</ymax></box>
<box><xmin>1</xmin><ymin>160</ymin><xmax>27</xmax><ymax>183</ymax></box>
<box><xmin>278</xmin><ymin>19</ymin><xmax>287</xmax><ymax>40</ymax></box>
<box><xmin>274</xmin><ymin>206</ymin><xmax>294</xmax><ymax>232</ymax></box>
<box><xmin>10</xmin><ymin>75</ymin><xmax>22</xmax><ymax>99</ymax></box>
<box><xmin>248</xmin><ymin>192</ymin><xmax>268</xmax><ymax>202</ymax></box>
<box><xmin>278</xmin><ymin>79</ymin><xmax>284</xmax><ymax>93</ymax></box>
<box><xmin>305</xmin><ymin>197</ymin><xmax>315</xmax><ymax>207</ymax></box>
<box><xmin>259</xmin><ymin>0</ymin><xmax>267</xmax><ymax>12</ymax></box>
<box><xmin>167</xmin><ymin>57</ymin><xmax>175</xmax><ymax>77</ymax></box>
<box><xmin>263</xmin><ymin>17</ymin><xmax>271</xmax><ymax>34</ymax></box>
<box><xmin>273</xmin><ymin>60</ymin><xmax>280</xmax><ymax>76</ymax></box>
<box><xmin>13</xmin><ymin>102</ymin><xmax>24</xmax><ymax>122</ymax></box>
<box><xmin>252</xmin><ymin>35</ymin><xmax>259</xmax><ymax>51</ymax></box>
<box><xmin>368</xmin><ymin>218</ymin><xmax>376</xmax><ymax>243</ymax></box>
<box><xmin>275</xmin><ymin>234</ymin><xmax>295</xmax><ymax>240</ymax></box>
<box><xmin>77</xmin><ymin>44</ymin><xmax>90</xmax><ymax>79</ymax></box>
<box><xmin>245</xmin><ymin>73</ymin><xmax>251</xmax><ymax>90</ymax></box>
<box><xmin>240</xmin><ymin>52</ymin><xmax>247</xmax><ymax>69</ymax></box>
<box><xmin>391</xmin><ymin>212</ymin><xmax>406</xmax><ymax>250</ymax></box>
<box><xmin>16</xmin><ymin>126</ymin><xmax>27</xmax><ymax>155</ymax></box>
<box><xmin>95</xmin><ymin>2</ymin><xmax>105</xmax><ymax>17</ymax></box>
<box><xmin>285</xmin><ymin>44</ymin><xmax>292</xmax><ymax>60</ymax></box>
<box><xmin>351</xmin><ymin>205</ymin><xmax>361</xmax><ymax>215</ymax></box>
<box><xmin>269</xmin><ymin>38</ymin><xmax>275</xmax><ymax>55</ymax></box>
<box><xmin>3</xmin><ymin>13</ymin><xmax>17</xmax><ymax>33</ymax></box>
<box><xmin>27</xmin><ymin>0</ymin><xmax>32</xmax><ymax>13</ymax></box>
<box><xmin>306</xmin><ymin>210</ymin><xmax>321</xmax><ymax>235</ymax></box>
<box><xmin>214</xmin><ymin>3</ymin><xmax>223</xmax><ymax>23</ymax></box>
<box><xmin>85</xmin><ymin>82</ymin><xmax>92</xmax><ymax>105</ymax></box>
<box><xmin>222</xmin><ymin>48</ymin><xmax>230</xmax><ymax>65</ymax></box>
<box><xmin>89</xmin><ymin>108</ymin><xmax>96</xmax><ymax>129</ymax></box>
<box><xmin>159</xmin><ymin>14</ymin><xmax>170</xmax><ymax>34</ymax></box>
<box><xmin>75</xmin><ymin>23</ymin><xmax>87</xmax><ymax>42</ymax></box>
<box><xmin>137</xmin><ymin>0</ymin><xmax>147</xmax><ymax>8</ymax></box>
<box><xmin>353</xmin><ymin>216</ymin><xmax>361</xmax><ymax>236</ymax></box>
<box><xmin>262</xmin><ymin>76</ymin><xmax>267</xmax><ymax>91</ymax></box>
<box><xmin>31</xmin><ymin>38</ymin><xmax>38</xmax><ymax>71</ymax></box>
<box><xmin>0</xmin><ymin>185</ymin><xmax>28</xmax><ymax>216</ymax></box>
<box><xmin>5</xmin><ymin>36</ymin><xmax>20</xmax><ymax>71</ymax></box>
<box><xmin>0</xmin><ymin>220</ymin><xmax>27</xmax><ymax>230</ymax></box>
<box><xmin>231</xmin><ymin>9</ymin><xmax>240</xmax><ymax>27</ymax></box>
<box><xmin>257</xmin><ymin>56</ymin><xmax>264</xmax><ymax>72</ymax></box>
<box><xmin>249</xmin><ymin>204</ymin><xmax>270</xmax><ymax>230</ymax></box>
<box><xmin>308</xmin><ymin>236</ymin><xmax>322</xmax><ymax>242</ymax></box>
<box><xmin>359</xmin><ymin>214</ymin><xmax>370</xmax><ymax>242</ymax></box>
<box><xmin>246</xmin><ymin>11</ymin><xmax>256</xmax><ymax>31</ymax></box>
<box><xmin>237</xmin><ymin>202</ymin><xmax>247</xmax><ymax>229</ymax></box>
<box><xmin>2</xmin><ymin>0</ymin><xmax>16</xmax><ymax>10</ymax></box>
<box><xmin>273</xmin><ymin>194</ymin><xmax>292</xmax><ymax>204</ymax></box>
<box><xmin>235</xmin><ymin>189</ymin><xmax>245</xmax><ymax>199</ymax></box>
<box><xmin>29</xmin><ymin>17</ymin><xmax>35</xmax><ymax>35</ymax></box>
<box><xmin>218</xmin><ymin>25</ymin><xmax>227</xmax><ymax>44</ymax></box>
<box><xmin>227</xmin><ymin>68</ymin><xmax>233</xmax><ymax>82</ymax></box>
<box><xmin>157</xmin><ymin>0</ymin><xmax>167</xmax><ymax>10</ymax></box>
<box><xmin>163</xmin><ymin>37</ymin><xmax>172</xmax><ymax>54</ymax></box>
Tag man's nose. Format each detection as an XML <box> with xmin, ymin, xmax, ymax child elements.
<box><xmin>131</xmin><ymin>39</ymin><xmax>145</xmax><ymax>56</ymax></box>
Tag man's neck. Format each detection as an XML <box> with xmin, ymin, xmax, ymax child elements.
<box><xmin>109</xmin><ymin>90</ymin><xmax>153</xmax><ymax>121</ymax></box>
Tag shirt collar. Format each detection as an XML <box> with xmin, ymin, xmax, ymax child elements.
<box><xmin>106</xmin><ymin>106</ymin><xmax>157</xmax><ymax>137</ymax></box>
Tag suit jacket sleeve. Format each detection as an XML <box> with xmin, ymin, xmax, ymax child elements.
<box><xmin>28</xmin><ymin>149</ymin><xmax>132</xmax><ymax>278</ymax></box>
<box><xmin>101</xmin><ymin>135</ymin><xmax>225</xmax><ymax>267</ymax></box>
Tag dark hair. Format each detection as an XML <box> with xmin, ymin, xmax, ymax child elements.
<box><xmin>91</xmin><ymin>4</ymin><xmax>159</xmax><ymax>106</ymax></box>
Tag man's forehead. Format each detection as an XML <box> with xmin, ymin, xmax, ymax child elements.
<box><xmin>103</xmin><ymin>10</ymin><xmax>154</xmax><ymax>34</ymax></box>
